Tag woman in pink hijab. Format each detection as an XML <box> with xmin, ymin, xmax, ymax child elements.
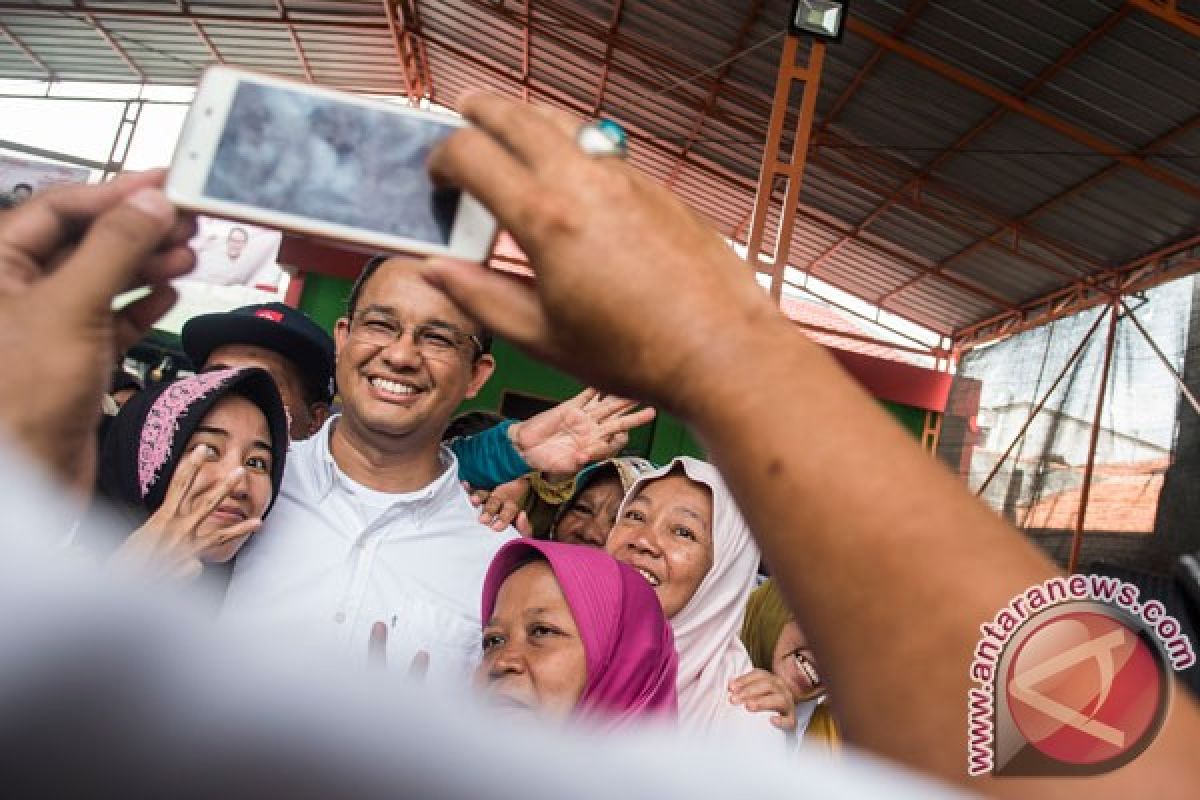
<box><xmin>479</xmin><ymin>538</ymin><xmax>677</xmax><ymax>726</ymax></box>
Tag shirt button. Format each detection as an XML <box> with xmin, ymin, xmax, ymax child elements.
<box><xmin>334</xmin><ymin>611</ymin><xmax>346</xmax><ymax>624</ymax></box>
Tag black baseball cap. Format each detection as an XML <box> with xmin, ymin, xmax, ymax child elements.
<box><xmin>181</xmin><ymin>302</ymin><xmax>336</xmax><ymax>404</ymax></box>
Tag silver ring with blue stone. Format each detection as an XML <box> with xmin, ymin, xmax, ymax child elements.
<box><xmin>576</xmin><ymin>119</ymin><xmax>629</xmax><ymax>158</ymax></box>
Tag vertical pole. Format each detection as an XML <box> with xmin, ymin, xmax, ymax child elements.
<box><xmin>743</xmin><ymin>36</ymin><xmax>826</xmax><ymax>302</ymax></box>
<box><xmin>101</xmin><ymin>100</ymin><xmax>130</xmax><ymax>181</ymax></box>
<box><xmin>100</xmin><ymin>99</ymin><xmax>143</xmax><ymax>181</ymax></box>
<box><xmin>922</xmin><ymin>410</ymin><xmax>943</xmax><ymax>454</ymax></box>
<box><xmin>284</xmin><ymin>269</ymin><xmax>307</xmax><ymax>308</ymax></box>
<box><xmin>1067</xmin><ymin>297</ymin><xmax>1120</xmax><ymax>574</ymax></box>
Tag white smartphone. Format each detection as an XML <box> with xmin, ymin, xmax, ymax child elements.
<box><xmin>166</xmin><ymin>66</ymin><xmax>497</xmax><ymax>262</ymax></box>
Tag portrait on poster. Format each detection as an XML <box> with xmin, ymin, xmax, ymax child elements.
<box><xmin>0</xmin><ymin>155</ymin><xmax>90</xmax><ymax>209</ymax></box>
<box><xmin>185</xmin><ymin>216</ymin><xmax>286</xmax><ymax>291</ymax></box>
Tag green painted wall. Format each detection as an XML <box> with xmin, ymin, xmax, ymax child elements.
<box><xmin>300</xmin><ymin>271</ymin><xmax>353</xmax><ymax>332</ymax></box>
<box><xmin>882</xmin><ymin>400</ymin><xmax>927</xmax><ymax>440</ymax></box>
<box><xmin>297</xmin><ymin>272</ymin><xmax>926</xmax><ymax>463</ymax></box>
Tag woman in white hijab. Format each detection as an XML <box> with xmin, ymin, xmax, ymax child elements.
<box><xmin>606</xmin><ymin>456</ymin><xmax>786</xmax><ymax>745</ymax></box>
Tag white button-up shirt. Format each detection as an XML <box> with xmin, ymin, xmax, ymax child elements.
<box><xmin>222</xmin><ymin>417</ymin><xmax>516</xmax><ymax>688</ymax></box>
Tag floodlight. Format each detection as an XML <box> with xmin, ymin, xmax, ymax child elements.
<box><xmin>789</xmin><ymin>0</ymin><xmax>849</xmax><ymax>41</ymax></box>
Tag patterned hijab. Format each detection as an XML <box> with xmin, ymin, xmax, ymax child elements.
<box><xmin>97</xmin><ymin>367</ymin><xmax>288</xmax><ymax>519</ymax></box>
<box><xmin>482</xmin><ymin>538</ymin><xmax>678</xmax><ymax>728</ymax></box>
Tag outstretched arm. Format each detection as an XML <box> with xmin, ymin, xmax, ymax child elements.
<box><xmin>422</xmin><ymin>94</ymin><xmax>1200</xmax><ymax>797</ymax></box>
<box><xmin>448</xmin><ymin>389</ymin><xmax>655</xmax><ymax>489</ymax></box>
<box><xmin>508</xmin><ymin>388</ymin><xmax>656</xmax><ymax>479</ymax></box>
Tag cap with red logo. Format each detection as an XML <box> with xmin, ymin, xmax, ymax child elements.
<box><xmin>181</xmin><ymin>302</ymin><xmax>336</xmax><ymax>404</ymax></box>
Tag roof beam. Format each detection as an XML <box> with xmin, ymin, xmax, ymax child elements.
<box><xmin>0</xmin><ymin>19</ymin><xmax>54</xmax><ymax>78</ymax></box>
<box><xmin>809</xmin><ymin>144</ymin><xmax>1092</xmax><ymax>283</ymax></box>
<box><xmin>73</xmin><ymin>0</ymin><xmax>145</xmax><ymax>82</ymax></box>
<box><xmin>0</xmin><ymin>3</ymin><xmax>386</xmax><ymax>30</ymax></box>
<box><xmin>811</xmin><ymin>6</ymin><xmax>1129</xmax><ymax>286</ymax></box>
<box><xmin>1126</xmin><ymin>0</ymin><xmax>1200</xmax><ymax>38</ymax></box>
<box><xmin>663</xmin><ymin>0</ymin><xmax>763</xmax><ymax>188</ymax></box>
<box><xmin>953</xmin><ymin>234</ymin><xmax>1200</xmax><ymax>349</ymax></box>
<box><xmin>521</xmin><ymin>0</ymin><xmax>532</xmax><ymax>103</ymax></box>
<box><xmin>1016</xmin><ymin>110</ymin><xmax>1200</xmax><ymax>224</ymax></box>
<box><xmin>786</xmin><ymin>196</ymin><xmax>1014</xmax><ymax>311</ymax></box>
<box><xmin>418</xmin><ymin>20</ymin><xmax>972</xmax><ymax>331</ymax></box>
<box><xmin>590</xmin><ymin>0</ymin><xmax>626</xmax><ymax>116</ymax></box>
<box><xmin>402</xmin><ymin>0</ymin><xmax>435</xmax><ymax>101</ymax></box>
<box><xmin>846</xmin><ymin>15</ymin><xmax>1200</xmax><ymax>202</ymax></box>
<box><xmin>382</xmin><ymin>0</ymin><xmax>421</xmax><ymax>99</ymax></box>
<box><xmin>479</xmin><ymin>0</ymin><xmax>775</xmax><ymax>125</ymax></box>
<box><xmin>814</xmin><ymin>0</ymin><xmax>930</xmax><ymax>137</ymax></box>
<box><xmin>926</xmin><ymin>110</ymin><xmax>1200</xmax><ymax>290</ymax></box>
<box><xmin>275</xmin><ymin>0</ymin><xmax>314</xmax><ymax>82</ymax></box>
<box><xmin>460</xmin><ymin>0</ymin><xmax>768</xmax><ymax>143</ymax></box>
<box><xmin>0</xmin><ymin>137</ymin><xmax>113</xmax><ymax>170</ymax></box>
<box><xmin>418</xmin><ymin>24</ymin><xmax>759</xmax><ymax>199</ymax></box>
<box><xmin>179</xmin><ymin>1</ymin><xmax>224</xmax><ymax>65</ymax></box>
<box><xmin>812</xmin><ymin>125</ymin><xmax>1107</xmax><ymax>275</ymax></box>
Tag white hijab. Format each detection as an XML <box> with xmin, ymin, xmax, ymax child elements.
<box><xmin>618</xmin><ymin>457</ymin><xmax>783</xmax><ymax>744</ymax></box>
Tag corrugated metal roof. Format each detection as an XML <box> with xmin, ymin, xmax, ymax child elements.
<box><xmin>0</xmin><ymin>0</ymin><xmax>1195</xmax><ymax>345</ymax></box>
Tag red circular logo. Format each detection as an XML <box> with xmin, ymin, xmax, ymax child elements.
<box><xmin>1005</xmin><ymin>608</ymin><xmax>1165</xmax><ymax>766</ymax></box>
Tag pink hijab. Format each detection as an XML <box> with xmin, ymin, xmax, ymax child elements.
<box><xmin>481</xmin><ymin>538</ymin><xmax>678</xmax><ymax>726</ymax></box>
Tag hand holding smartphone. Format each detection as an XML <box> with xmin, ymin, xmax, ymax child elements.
<box><xmin>167</xmin><ymin>67</ymin><xmax>497</xmax><ymax>262</ymax></box>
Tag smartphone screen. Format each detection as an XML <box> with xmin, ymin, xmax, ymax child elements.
<box><xmin>202</xmin><ymin>81</ymin><xmax>460</xmax><ymax>246</ymax></box>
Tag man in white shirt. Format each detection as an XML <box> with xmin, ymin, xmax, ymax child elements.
<box><xmin>222</xmin><ymin>255</ymin><xmax>516</xmax><ymax>686</ymax></box>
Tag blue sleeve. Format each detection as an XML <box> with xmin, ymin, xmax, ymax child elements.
<box><xmin>448</xmin><ymin>420</ymin><xmax>531</xmax><ymax>490</ymax></box>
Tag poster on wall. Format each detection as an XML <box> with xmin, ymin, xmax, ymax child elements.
<box><xmin>184</xmin><ymin>216</ymin><xmax>287</xmax><ymax>292</ymax></box>
<box><xmin>0</xmin><ymin>154</ymin><xmax>90</xmax><ymax>209</ymax></box>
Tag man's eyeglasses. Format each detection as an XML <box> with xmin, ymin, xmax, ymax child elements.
<box><xmin>349</xmin><ymin>311</ymin><xmax>483</xmax><ymax>360</ymax></box>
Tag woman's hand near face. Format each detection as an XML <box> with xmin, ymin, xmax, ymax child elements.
<box><xmin>110</xmin><ymin>445</ymin><xmax>262</xmax><ymax>579</ymax></box>
<box><xmin>424</xmin><ymin>94</ymin><xmax>790</xmax><ymax>418</ymax></box>
<box><xmin>467</xmin><ymin>478</ymin><xmax>533</xmax><ymax>535</ymax></box>
<box><xmin>728</xmin><ymin>669</ymin><xmax>798</xmax><ymax>732</ymax></box>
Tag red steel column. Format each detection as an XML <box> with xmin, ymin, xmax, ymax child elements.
<box><xmin>1067</xmin><ymin>297</ymin><xmax>1120</xmax><ymax>573</ymax></box>
<box><xmin>743</xmin><ymin>35</ymin><xmax>826</xmax><ymax>302</ymax></box>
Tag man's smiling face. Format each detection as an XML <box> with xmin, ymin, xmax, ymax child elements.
<box><xmin>334</xmin><ymin>258</ymin><xmax>494</xmax><ymax>446</ymax></box>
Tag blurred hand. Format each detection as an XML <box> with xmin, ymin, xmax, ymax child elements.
<box><xmin>424</xmin><ymin>94</ymin><xmax>787</xmax><ymax>416</ymax></box>
<box><xmin>110</xmin><ymin>445</ymin><xmax>261</xmax><ymax>580</ymax></box>
<box><xmin>509</xmin><ymin>388</ymin><xmax>655</xmax><ymax>477</ymax></box>
<box><xmin>729</xmin><ymin>669</ymin><xmax>798</xmax><ymax>732</ymax></box>
<box><xmin>467</xmin><ymin>477</ymin><xmax>533</xmax><ymax>535</ymax></box>
<box><xmin>367</xmin><ymin>620</ymin><xmax>430</xmax><ymax>679</ymax></box>
<box><xmin>0</xmin><ymin>170</ymin><xmax>194</xmax><ymax>492</ymax></box>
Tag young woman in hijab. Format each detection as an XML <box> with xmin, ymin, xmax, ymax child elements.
<box><xmin>478</xmin><ymin>537</ymin><xmax>677</xmax><ymax>728</ymax></box>
<box><xmin>604</xmin><ymin>457</ymin><xmax>790</xmax><ymax>744</ymax></box>
<box><xmin>548</xmin><ymin>456</ymin><xmax>655</xmax><ymax>547</ymax></box>
<box><xmin>97</xmin><ymin>367</ymin><xmax>288</xmax><ymax>581</ymax></box>
<box><xmin>742</xmin><ymin>578</ymin><xmax>840</xmax><ymax>753</ymax></box>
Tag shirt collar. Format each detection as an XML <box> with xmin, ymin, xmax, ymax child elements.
<box><xmin>307</xmin><ymin>414</ymin><xmax>462</xmax><ymax>513</ymax></box>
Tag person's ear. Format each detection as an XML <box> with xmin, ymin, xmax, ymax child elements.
<box><xmin>308</xmin><ymin>402</ymin><xmax>331</xmax><ymax>436</ymax></box>
<box><xmin>465</xmin><ymin>354</ymin><xmax>496</xmax><ymax>399</ymax></box>
<box><xmin>334</xmin><ymin>317</ymin><xmax>351</xmax><ymax>357</ymax></box>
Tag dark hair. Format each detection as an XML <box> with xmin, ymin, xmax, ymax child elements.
<box><xmin>441</xmin><ymin>409</ymin><xmax>506</xmax><ymax>442</ymax></box>
<box><xmin>348</xmin><ymin>253</ymin><xmax>493</xmax><ymax>358</ymax></box>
